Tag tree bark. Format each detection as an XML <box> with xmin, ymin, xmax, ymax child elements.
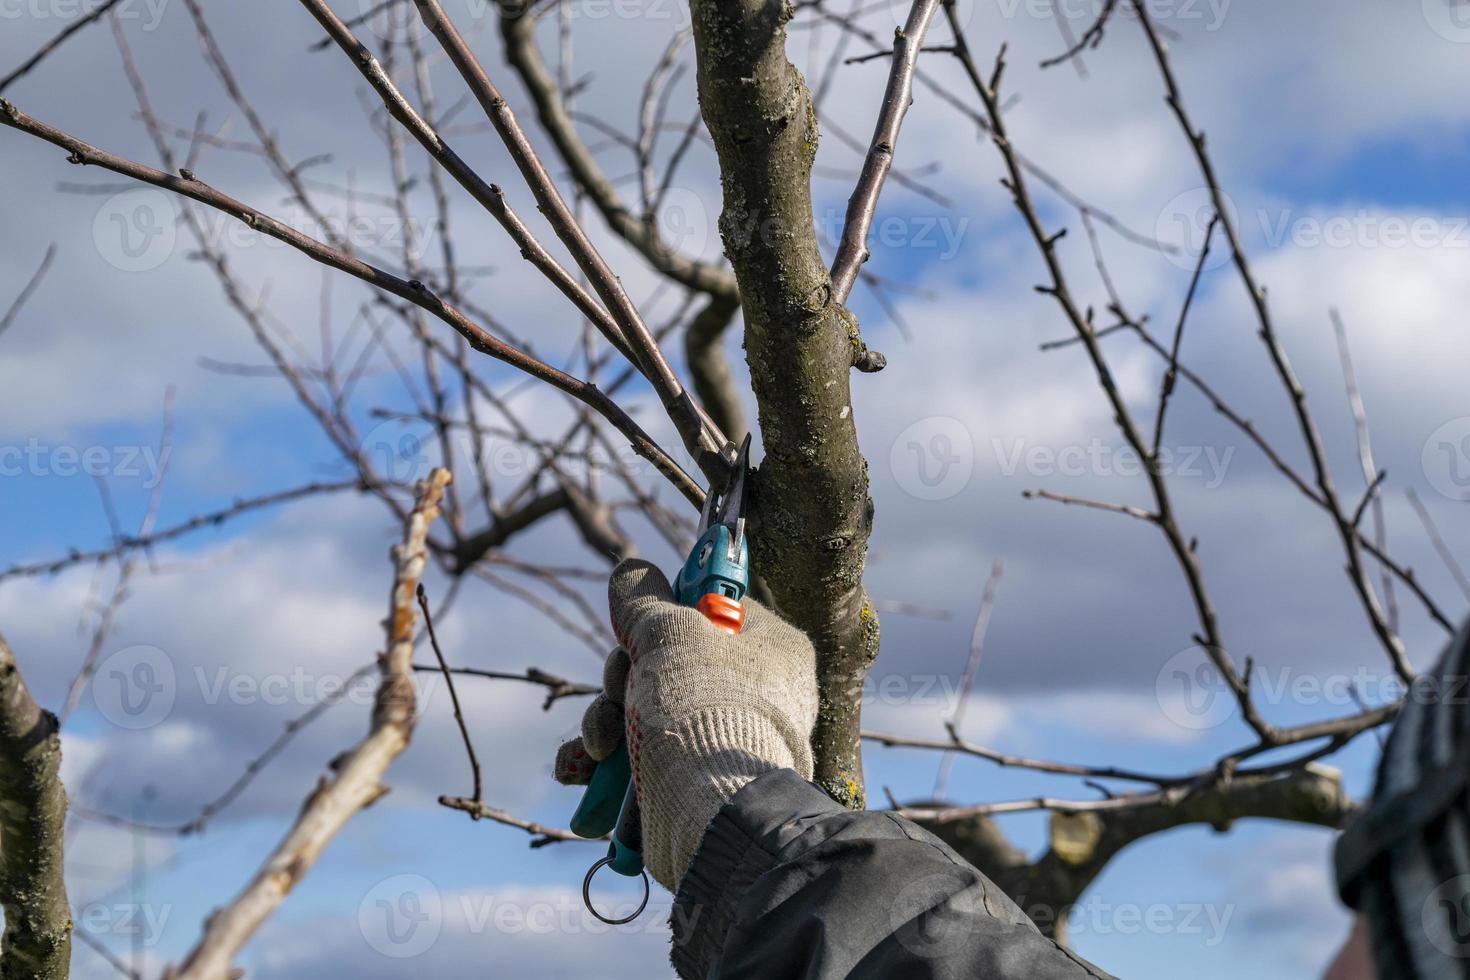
<box><xmin>0</xmin><ymin>636</ymin><xmax>71</xmax><ymax>980</ymax></box>
<box><xmin>917</xmin><ymin>765</ymin><xmax>1351</xmax><ymax>943</ymax></box>
<box><xmin>686</xmin><ymin>0</ymin><xmax>877</xmax><ymax>807</ymax></box>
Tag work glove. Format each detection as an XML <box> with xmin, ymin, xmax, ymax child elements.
<box><xmin>554</xmin><ymin>558</ymin><xmax>819</xmax><ymax>892</ymax></box>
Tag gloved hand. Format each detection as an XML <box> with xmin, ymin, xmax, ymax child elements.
<box><xmin>554</xmin><ymin>558</ymin><xmax>819</xmax><ymax>891</ymax></box>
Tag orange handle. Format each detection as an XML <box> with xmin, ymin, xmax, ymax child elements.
<box><xmin>695</xmin><ymin>593</ymin><xmax>744</xmax><ymax>635</ymax></box>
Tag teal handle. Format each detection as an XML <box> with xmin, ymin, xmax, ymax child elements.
<box><xmin>571</xmin><ymin>523</ymin><xmax>749</xmax><ymax>876</ymax></box>
<box><xmin>570</xmin><ymin>742</ymin><xmax>630</xmax><ymax>839</ymax></box>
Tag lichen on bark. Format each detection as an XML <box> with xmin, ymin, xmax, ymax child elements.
<box><xmin>0</xmin><ymin>636</ymin><xmax>72</xmax><ymax>980</ymax></box>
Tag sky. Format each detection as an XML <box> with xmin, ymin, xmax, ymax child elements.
<box><xmin>2</xmin><ymin>0</ymin><xmax>1469</xmax><ymax>977</ymax></box>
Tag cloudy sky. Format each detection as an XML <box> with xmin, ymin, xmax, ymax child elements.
<box><xmin>2</xmin><ymin>0</ymin><xmax>1469</xmax><ymax>977</ymax></box>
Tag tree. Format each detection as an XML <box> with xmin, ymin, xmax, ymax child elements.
<box><xmin>0</xmin><ymin>0</ymin><xmax>1463</xmax><ymax>972</ymax></box>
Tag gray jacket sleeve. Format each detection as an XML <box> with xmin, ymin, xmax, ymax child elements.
<box><xmin>670</xmin><ymin>768</ymin><xmax>1117</xmax><ymax>980</ymax></box>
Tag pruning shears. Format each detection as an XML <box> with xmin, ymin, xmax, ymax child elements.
<box><xmin>572</xmin><ymin>435</ymin><xmax>752</xmax><ymax>924</ymax></box>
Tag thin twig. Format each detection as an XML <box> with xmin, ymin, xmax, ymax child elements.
<box><xmin>0</xmin><ymin>101</ymin><xmax>704</xmax><ymax>506</ymax></box>
<box><xmin>1130</xmin><ymin>0</ymin><xmax>1410</xmax><ymax>682</ymax></box>
<box><xmin>0</xmin><ymin>0</ymin><xmax>123</xmax><ymax>94</ymax></box>
<box><xmin>0</xmin><ymin>243</ymin><xmax>56</xmax><ymax>338</ymax></box>
<box><xmin>829</xmin><ymin>0</ymin><xmax>941</xmax><ymax>302</ymax></box>
<box><xmin>170</xmin><ymin>470</ymin><xmax>451</xmax><ymax>979</ymax></box>
<box><xmin>416</xmin><ymin>583</ymin><xmax>482</xmax><ymax>803</ymax></box>
<box><xmin>1152</xmin><ymin>214</ymin><xmax>1216</xmax><ymax>452</ymax></box>
<box><xmin>1407</xmin><ymin>487</ymin><xmax>1470</xmax><ymax>603</ymax></box>
<box><xmin>1332</xmin><ymin>309</ymin><xmax>1399</xmax><ymax>631</ymax></box>
<box><xmin>933</xmin><ymin>559</ymin><xmax>1003</xmax><ymax>799</ymax></box>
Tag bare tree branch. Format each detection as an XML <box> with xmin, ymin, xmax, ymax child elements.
<box><xmin>72</xmin><ymin>665</ymin><xmax>378</xmax><ymax>838</ymax></box>
<box><xmin>1331</xmin><ymin>309</ymin><xmax>1399</xmax><ymax>631</ymax></box>
<box><xmin>496</xmin><ymin>1</ymin><xmax>738</xmax><ymax>298</ymax></box>
<box><xmin>404</xmin><ymin>0</ymin><xmax>730</xmax><ymax>473</ymax></box>
<box><xmin>829</xmin><ymin>0</ymin><xmax>940</xmax><ymax>303</ymax></box>
<box><xmin>1130</xmin><ymin>0</ymin><xmax>1411</xmax><ymax>681</ymax></box>
<box><xmin>0</xmin><ymin>480</ymin><xmax>365</xmax><ymax>584</ymax></box>
<box><xmin>933</xmin><ymin>559</ymin><xmax>1003</xmax><ymax>799</ymax></box>
<box><xmin>0</xmin><ymin>0</ymin><xmax>123</xmax><ymax>95</ymax></box>
<box><xmin>0</xmin><ymin>100</ymin><xmax>704</xmax><ymax>506</ymax></box>
<box><xmin>0</xmin><ymin>243</ymin><xmax>56</xmax><ymax>339</ymax></box>
<box><xmin>416</xmin><ymin>583</ymin><xmax>482</xmax><ymax>803</ymax></box>
<box><xmin>1407</xmin><ymin>487</ymin><xmax>1470</xmax><ymax>603</ymax></box>
<box><xmin>170</xmin><ymin>469</ymin><xmax>451</xmax><ymax>979</ymax></box>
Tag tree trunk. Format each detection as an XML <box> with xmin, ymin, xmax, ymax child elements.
<box><xmin>687</xmin><ymin>0</ymin><xmax>878</xmax><ymax>807</ymax></box>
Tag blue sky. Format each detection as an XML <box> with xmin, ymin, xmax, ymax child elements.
<box><xmin>3</xmin><ymin>1</ymin><xmax>1470</xmax><ymax>977</ymax></box>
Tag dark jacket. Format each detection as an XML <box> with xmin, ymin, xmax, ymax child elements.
<box><xmin>671</xmin><ymin>768</ymin><xmax>1116</xmax><ymax>979</ymax></box>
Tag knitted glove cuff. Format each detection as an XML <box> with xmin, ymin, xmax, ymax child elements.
<box><xmin>635</xmin><ymin>706</ymin><xmax>810</xmax><ymax>890</ymax></box>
